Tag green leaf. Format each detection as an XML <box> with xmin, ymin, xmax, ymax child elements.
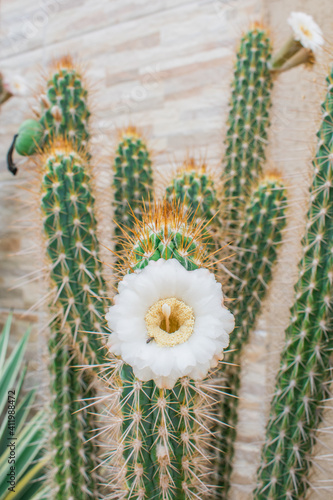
<box><xmin>0</xmin><ymin>327</ymin><xmax>31</xmax><ymax>417</ymax></box>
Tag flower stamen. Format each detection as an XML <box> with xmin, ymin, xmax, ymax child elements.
<box><xmin>145</xmin><ymin>298</ymin><xmax>195</xmax><ymax>347</ymax></box>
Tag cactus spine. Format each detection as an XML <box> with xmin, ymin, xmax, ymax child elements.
<box><xmin>216</xmin><ymin>176</ymin><xmax>287</xmax><ymax>496</ymax></box>
<box><xmin>254</xmin><ymin>68</ymin><xmax>333</xmax><ymax>500</ymax></box>
<box><xmin>112</xmin><ymin>127</ymin><xmax>153</xmax><ymax>253</ymax></box>
<box><xmin>103</xmin><ymin>202</ymin><xmax>232</xmax><ymax>499</ymax></box>
<box><xmin>222</xmin><ymin>25</ymin><xmax>273</xmax><ymax>229</ymax></box>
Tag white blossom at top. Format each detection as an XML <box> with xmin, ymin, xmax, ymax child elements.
<box><xmin>288</xmin><ymin>12</ymin><xmax>324</xmax><ymax>53</ymax></box>
<box><xmin>106</xmin><ymin>258</ymin><xmax>235</xmax><ymax>389</ymax></box>
<box><xmin>3</xmin><ymin>74</ymin><xmax>28</xmax><ymax>97</ymax></box>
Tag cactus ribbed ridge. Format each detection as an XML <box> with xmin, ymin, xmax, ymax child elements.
<box><xmin>113</xmin><ymin>127</ymin><xmax>153</xmax><ymax>253</ymax></box>
<box><xmin>254</xmin><ymin>68</ymin><xmax>333</xmax><ymax>500</ymax></box>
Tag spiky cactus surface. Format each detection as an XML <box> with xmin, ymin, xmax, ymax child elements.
<box><xmin>165</xmin><ymin>159</ymin><xmax>220</xmax><ymax>253</ymax></box>
<box><xmin>39</xmin><ymin>56</ymin><xmax>90</xmax><ymax>150</ymax></box>
<box><xmin>222</xmin><ymin>25</ymin><xmax>273</xmax><ymax>230</ymax></box>
<box><xmin>165</xmin><ymin>159</ymin><xmax>219</xmax><ymax>225</ymax></box>
<box><xmin>40</xmin><ymin>140</ymin><xmax>108</xmax><ymax>497</ymax></box>
<box><xmin>103</xmin><ymin>202</ymin><xmax>230</xmax><ymax>499</ymax></box>
<box><xmin>216</xmin><ymin>176</ymin><xmax>287</xmax><ymax>497</ymax></box>
<box><xmin>254</xmin><ymin>68</ymin><xmax>333</xmax><ymax>500</ymax></box>
<box><xmin>112</xmin><ymin>127</ymin><xmax>153</xmax><ymax>253</ymax></box>
<box><xmin>13</xmin><ymin>57</ymin><xmax>89</xmax><ymax>159</ymax></box>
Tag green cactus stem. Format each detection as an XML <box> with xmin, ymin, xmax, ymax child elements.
<box><xmin>101</xmin><ymin>201</ymin><xmax>234</xmax><ymax>499</ymax></box>
<box><xmin>254</xmin><ymin>67</ymin><xmax>333</xmax><ymax>500</ymax></box>
<box><xmin>40</xmin><ymin>140</ymin><xmax>108</xmax><ymax>498</ymax></box>
<box><xmin>112</xmin><ymin>127</ymin><xmax>153</xmax><ymax>253</ymax></box>
<box><xmin>165</xmin><ymin>158</ymin><xmax>220</xmax><ymax>249</ymax></box>
<box><xmin>38</xmin><ymin>56</ymin><xmax>90</xmax><ymax>149</ymax></box>
<box><xmin>222</xmin><ymin>25</ymin><xmax>273</xmax><ymax>231</ymax></box>
<box><xmin>216</xmin><ymin>175</ymin><xmax>287</xmax><ymax>497</ymax></box>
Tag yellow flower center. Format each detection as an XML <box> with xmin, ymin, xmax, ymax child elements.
<box><xmin>145</xmin><ymin>297</ymin><xmax>195</xmax><ymax>347</ymax></box>
<box><xmin>300</xmin><ymin>25</ymin><xmax>312</xmax><ymax>39</ymax></box>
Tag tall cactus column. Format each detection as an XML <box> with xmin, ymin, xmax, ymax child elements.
<box><xmin>213</xmin><ymin>25</ymin><xmax>278</xmax><ymax>496</ymax></box>
<box><xmin>101</xmin><ymin>201</ymin><xmax>235</xmax><ymax>499</ymax></box>
<box><xmin>40</xmin><ymin>141</ymin><xmax>108</xmax><ymax>498</ymax></box>
<box><xmin>222</xmin><ymin>25</ymin><xmax>273</xmax><ymax>230</ymax></box>
<box><xmin>112</xmin><ymin>127</ymin><xmax>153</xmax><ymax>253</ymax></box>
<box><xmin>16</xmin><ymin>57</ymin><xmax>110</xmax><ymax>498</ymax></box>
<box><xmin>216</xmin><ymin>176</ymin><xmax>287</xmax><ymax>497</ymax></box>
<box><xmin>254</xmin><ymin>68</ymin><xmax>333</xmax><ymax>500</ymax></box>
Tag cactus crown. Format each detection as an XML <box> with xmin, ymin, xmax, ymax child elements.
<box><xmin>116</xmin><ymin>201</ymin><xmax>210</xmax><ymax>273</ymax></box>
<box><xmin>39</xmin><ymin>56</ymin><xmax>90</xmax><ymax>149</ymax></box>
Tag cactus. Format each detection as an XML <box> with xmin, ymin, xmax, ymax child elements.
<box><xmin>101</xmin><ymin>201</ymin><xmax>235</xmax><ymax>499</ymax></box>
<box><xmin>254</xmin><ymin>68</ymin><xmax>333</xmax><ymax>500</ymax></box>
<box><xmin>112</xmin><ymin>127</ymin><xmax>153</xmax><ymax>253</ymax></box>
<box><xmin>40</xmin><ymin>140</ymin><xmax>108</xmax><ymax>498</ymax></box>
<box><xmin>222</xmin><ymin>25</ymin><xmax>273</xmax><ymax>230</ymax></box>
<box><xmin>215</xmin><ymin>175</ymin><xmax>287</xmax><ymax>497</ymax></box>
<box><xmin>38</xmin><ymin>56</ymin><xmax>90</xmax><ymax>149</ymax></box>
<box><xmin>164</xmin><ymin>158</ymin><xmax>220</xmax><ymax>250</ymax></box>
<box><xmin>7</xmin><ymin>56</ymin><xmax>90</xmax><ymax>175</ymax></box>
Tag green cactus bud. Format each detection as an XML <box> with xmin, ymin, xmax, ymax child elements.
<box><xmin>15</xmin><ymin>119</ymin><xmax>44</xmax><ymax>155</ymax></box>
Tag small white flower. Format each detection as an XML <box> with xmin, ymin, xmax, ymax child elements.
<box><xmin>106</xmin><ymin>258</ymin><xmax>235</xmax><ymax>389</ymax></box>
<box><xmin>3</xmin><ymin>74</ymin><xmax>28</xmax><ymax>97</ymax></box>
<box><xmin>288</xmin><ymin>12</ymin><xmax>323</xmax><ymax>53</ymax></box>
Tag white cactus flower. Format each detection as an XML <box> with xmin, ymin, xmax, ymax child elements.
<box><xmin>288</xmin><ymin>12</ymin><xmax>323</xmax><ymax>53</ymax></box>
<box><xmin>3</xmin><ymin>74</ymin><xmax>28</xmax><ymax>97</ymax></box>
<box><xmin>106</xmin><ymin>258</ymin><xmax>235</xmax><ymax>389</ymax></box>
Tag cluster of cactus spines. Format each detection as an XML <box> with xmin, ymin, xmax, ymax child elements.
<box><xmin>40</xmin><ymin>141</ymin><xmax>108</xmax><ymax>498</ymax></box>
<box><xmin>112</xmin><ymin>127</ymin><xmax>153</xmax><ymax>253</ymax></box>
<box><xmin>215</xmin><ymin>175</ymin><xmax>287</xmax><ymax>497</ymax></box>
<box><xmin>254</xmin><ymin>68</ymin><xmax>333</xmax><ymax>500</ymax></box>
<box><xmin>102</xmin><ymin>202</ymin><xmax>220</xmax><ymax>499</ymax></box>
<box><xmin>38</xmin><ymin>56</ymin><xmax>90</xmax><ymax>149</ymax></box>
<box><xmin>222</xmin><ymin>25</ymin><xmax>273</xmax><ymax>230</ymax></box>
